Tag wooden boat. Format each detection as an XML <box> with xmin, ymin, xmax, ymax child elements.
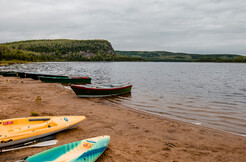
<box><xmin>0</xmin><ymin>71</ymin><xmax>8</xmax><ymax>75</ymax></box>
<box><xmin>17</xmin><ymin>72</ymin><xmax>65</xmax><ymax>80</ymax></box>
<box><xmin>39</xmin><ymin>76</ymin><xmax>91</xmax><ymax>84</ymax></box>
<box><xmin>71</xmin><ymin>83</ymin><xmax>132</xmax><ymax>97</ymax></box>
<box><xmin>16</xmin><ymin>72</ymin><xmax>27</xmax><ymax>78</ymax></box>
<box><xmin>32</xmin><ymin>73</ymin><xmax>66</xmax><ymax>80</ymax></box>
<box><xmin>24</xmin><ymin>136</ymin><xmax>110</xmax><ymax>162</ymax></box>
<box><xmin>0</xmin><ymin>116</ymin><xmax>86</xmax><ymax>148</ymax></box>
<box><xmin>1</xmin><ymin>71</ymin><xmax>17</xmax><ymax>77</ymax></box>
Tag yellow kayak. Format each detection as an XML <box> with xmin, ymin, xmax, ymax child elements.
<box><xmin>0</xmin><ymin>116</ymin><xmax>86</xmax><ymax>148</ymax></box>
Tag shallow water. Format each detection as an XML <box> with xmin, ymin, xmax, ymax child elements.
<box><xmin>2</xmin><ymin>62</ymin><xmax>246</xmax><ymax>136</ymax></box>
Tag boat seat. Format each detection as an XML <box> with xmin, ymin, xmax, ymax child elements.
<box><xmin>28</xmin><ymin>118</ymin><xmax>50</xmax><ymax>121</ymax></box>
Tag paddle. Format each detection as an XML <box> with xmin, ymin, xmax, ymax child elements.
<box><xmin>1</xmin><ymin>134</ymin><xmax>56</xmax><ymax>150</ymax></box>
<box><xmin>0</xmin><ymin>140</ymin><xmax>58</xmax><ymax>152</ymax></box>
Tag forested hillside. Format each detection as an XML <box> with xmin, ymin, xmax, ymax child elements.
<box><xmin>116</xmin><ymin>51</ymin><xmax>246</xmax><ymax>62</ymax></box>
<box><xmin>0</xmin><ymin>45</ymin><xmax>43</xmax><ymax>61</ymax></box>
<box><xmin>0</xmin><ymin>39</ymin><xmax>143</xmax><ymax>62</ymax></box>
<box><xmin>3</xmin><ymin>39</ymin><xmax>115</xmax><ymax>61</ymax></box>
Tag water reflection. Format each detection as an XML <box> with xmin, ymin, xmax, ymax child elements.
<box><xmin>104</xmin><ymin>93</ymin><xmax>132</xmax><ymax>103</ymax></box>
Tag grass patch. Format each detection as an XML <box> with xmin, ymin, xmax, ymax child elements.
<box><xmin>31</xmin><ymin>111</ymin><xmax>40</xmax><ymax>116</ymax></box>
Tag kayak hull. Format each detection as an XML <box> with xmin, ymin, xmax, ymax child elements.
<box><xmin>26</xmin><ymin>136</ymin><xmax>110</xmax><ymax>162</ymax></box>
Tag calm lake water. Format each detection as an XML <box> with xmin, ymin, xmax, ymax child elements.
<box><xmin>2</xmin><ymin>62</ymin><xmax>246</xmax><ymax>136</ymax></box>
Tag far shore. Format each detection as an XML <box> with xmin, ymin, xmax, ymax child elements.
<box><xmin>0</xmin><ymin>60</ymin><xmax>28</xmax><ymax>66</ymax></box>
<box><xmin>0</xmin><ymin>76</ymin><xmax>245</xmax><ymax>161</ymax></box>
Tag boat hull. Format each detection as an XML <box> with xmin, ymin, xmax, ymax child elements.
<box><xmin>17</xmin><ymin>72</ymin><xmax>27</xmax><ymax>78</ymax></box>
<box><xmin>71</xmin><ymin>85</ymin><xmax>132</xmax><ymax>97</ymax></box>
<box><xmin>17</xmin><ymin>72</ymin><xmax>65</xmax><ymax>80</ymax></box>
<box><xmin>1</xmin><ymin>72</ymin><xmax>17</xmax><ymax>77</ymax></box>
<box><xmin>0</xmin><ymin>71</ymin><xmax>15</xmax><ymax>75</ymax></box>
<box><xmin>25</xmin><ymin>136</ymin><xmax>110</xmax><ymax>162</ymax></box>
<box><xmin>40</xmin><ymin>76</ymin><xmax>91</xmax><ymax>84</ymax></box>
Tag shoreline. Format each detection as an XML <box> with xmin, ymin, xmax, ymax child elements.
<box><xmin>104</xmin><ymin>97</ymin><xmax>246</xmax><ymax>139</ymax></box>
<box><xmin>0</xmin><ymin>76</ymin><xmax>245</xmax><ymax>161</ymax></box>
<box><xmin>114</xmin><ymin>103</ymin><xmax>246</xmax><ymax>138</ymax></box>
<box><xmin>126</xmin><ymin>105</ymin><xmax>246</xmax><ymax>138</ymax></box>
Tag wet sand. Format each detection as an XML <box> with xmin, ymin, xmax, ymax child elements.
<box><xmin>0</xmin><ymin>76</ymin><xmax>245</xmax><ymax>162</ymax></box>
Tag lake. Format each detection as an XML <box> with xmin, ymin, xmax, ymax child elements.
<box><xmin>2</xmin><ymin>62</ymin><xmax>246</xmax><ymax>136</ymax></box>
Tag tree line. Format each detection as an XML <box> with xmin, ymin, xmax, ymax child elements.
<box><xmin>116</xmin><ymin>51</ymin><xmax>246</xmax><ymax>63</ymax></box>
<box><xmin>0</xmin><ymin>39</ymin><xmax>144</xmax><ymax>62</ymax></box>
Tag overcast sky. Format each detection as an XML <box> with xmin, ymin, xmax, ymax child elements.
<box><xmin>0</xmin><ymin>0</ymin><xmax>246</xmax><ymax>54</ymax></box>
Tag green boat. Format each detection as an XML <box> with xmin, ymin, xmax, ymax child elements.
<box><xmin>0</xmin><ymin>71</ymin><xmax>8</xmax><ymax>75</ymax></box>
<box><xmin>17</xmin><ymin>72</ymin><xmax>65</xmax><ymax>80</ymax></box>
<box><xmin>1</xmin><ymin>71</ymin><xmax>17</xmax><ymax>77</ymax></box>
<box><xmin>39</xmin><ymin>76</ymin><xmax>91</xmax><ymax>84</ymax></box>
<box><xmin>71</xmin><ymin>83</ymin><xmax>132</xmax><ymax>97</ymax></box>
<box><xmin>16</xmin><ymin>72</ymin><xmax>27</xmax><ymax>78</ymax></box>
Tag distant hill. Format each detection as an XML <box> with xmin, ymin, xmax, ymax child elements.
<box><xmin>1</xmin><ymin>40</ymin><xmax>245</xmax><ymax>63</ymax></box>
<box><xmin>0</xmin><ymin>39</ymin><xmax>142</xmax><ymax>62</ymax></box>
<box><xmin>2</xmin><ymin>39</ymin><xmax>115</xmax><ymax>61</ymax></box>
<box><xmin>116</xmin><ymin>51</ymin><xmax>246</xmax><ymax>62</ymax></box>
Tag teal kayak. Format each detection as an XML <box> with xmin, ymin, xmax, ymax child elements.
<box><xmin>25</xmin><ymin>135</ymin><xmax>110</xmax><ymax>162</ymax></box>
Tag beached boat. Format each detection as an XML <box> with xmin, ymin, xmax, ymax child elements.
<box><xmin>0</xmin><ymin>71</ymin><xmax>9</xmax><ymax>75</ymax></box>
<box><xmin>17</xmin><ymin>72</ymin><xmax>65</xmax><ymax>80</ymax></box>
<box><xmin>1</xmin><ymin>71</ymin><xmax>17</xmax><ymax>77</ymax></box>
<box><xmin>0</xmin><ymin>116</ymin><xmax>86</xmax><ymax>148</ymax></box>
<box><xmin>39</xmin><ymin>76</ymin><xmax>91</xmax><ymax>84</ymax></box>
<box><xmin>71</xmin><ymin>83</ymin><xmax>132</xmax><ymax>97</ymax></box>
<box><xmin>31</xmin><ymin>73</ymin><xmax>66</xmax><ymax>80</ymax></box>
<box><xmin>24</xmin><ymin>135</ymin><xmax>110</xmax><ymax>162</ymax></box>
<box><xmin>16</xmin><ymin>72</ymin><xmax>27</xmax><ymax>78</ymax></box>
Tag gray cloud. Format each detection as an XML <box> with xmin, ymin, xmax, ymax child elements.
<box><xmin>0</xmin><ymin>0</ymin><xmax>245</xmax><ymax>54</ymax></box>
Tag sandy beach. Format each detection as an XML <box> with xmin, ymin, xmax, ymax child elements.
<box><xmin>0</xmin><ymin>76</ymin><xmax>245</xmax><ymax>162</ymax></box>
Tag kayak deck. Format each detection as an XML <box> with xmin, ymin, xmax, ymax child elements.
<box><xmin>0</xmin><ymin>116</ymin><xmax>86</xmax><ymax>148</ymax></box>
